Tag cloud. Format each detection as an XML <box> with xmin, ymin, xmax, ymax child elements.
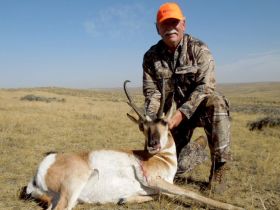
<box><xmin>83</xmin><ymin>4</ymin><xmax>148</xmax><ymax>39</ymax></box>
<box><xmin>217</xmin><ymin>50</ymin><xmax>280</xmax><ymax>83</ymax></box>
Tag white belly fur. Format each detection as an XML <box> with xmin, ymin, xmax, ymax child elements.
<box><xmin>78</xmin><ymin>150</ymin><xmax>152</xmax><ymax>203</ymax></box>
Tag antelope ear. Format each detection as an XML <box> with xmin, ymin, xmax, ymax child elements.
<box><xmin>165</xmin><ymin>101</ymin><xmax>177</xmax><ymax>121</ymax></box>
<box><xmin>126</xmin><ymin>113</ymin><xmax>139</xmax><ymax>124</ymax></box>
<box><xmin>145</xmin><ymin>115</ymin><xmax>152</xmax><ymax>122</ymax></box>
<box><xmin>127</xmin><ymin>113</ymin><xmax>145</xmax><ymax>132</ymax></box>
<box><xmin>139</xmin><ymin>123</ymin><xmax>144</xmax><ymax>132</ymax></box>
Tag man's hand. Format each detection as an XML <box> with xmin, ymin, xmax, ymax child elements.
<box><xmin>168</xmin><ymin>110</ymin><xmax>185</xmax><ymax>130</ymax></box>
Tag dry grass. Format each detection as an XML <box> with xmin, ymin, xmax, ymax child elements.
<box><xmin>0</xmin><ymin>82</ymin><xmax>280</xmax><ymax>210</ymax></box>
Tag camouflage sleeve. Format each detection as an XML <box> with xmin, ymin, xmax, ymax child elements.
<box><xmin>142</xmin><ymin>55</ymin><xmax>161</xmax><ymax>119</ymax></box>
<box><xmin>178</xmin><ymin>44</ymin><xmax>216</xmax><ymax>119</ymax></box>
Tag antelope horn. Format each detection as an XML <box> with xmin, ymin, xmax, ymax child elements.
<box><xmin>123</xmin><ymin>80</ymin><xmax>146</xmax><ymax>121</ymax></box>
<box><xmin>157</xmin><ymin>79</ymin><xmax>165</xmax><ymax>119</ymax></box>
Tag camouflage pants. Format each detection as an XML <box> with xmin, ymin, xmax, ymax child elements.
<box><xmin>172</xmin><ymin>92</ymin><xmax>231</xmax><ymax>173</ymax></box>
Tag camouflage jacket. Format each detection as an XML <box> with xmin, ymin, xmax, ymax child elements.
<box><xmin>143</xmin><ymin>34</ymin><xmax>216</xmax><ymax>119</ymax></box>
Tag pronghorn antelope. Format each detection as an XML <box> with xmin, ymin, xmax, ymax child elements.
<box><xmin>23</xmin><ymin>80</ymin><xmax>244</xmax><ymax>210</ymax></box>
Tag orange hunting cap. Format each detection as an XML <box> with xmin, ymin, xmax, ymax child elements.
<box><xmin>157</xmin><ymin>2</ymin><xmax>184</xmax><ymax>23</ymax></box>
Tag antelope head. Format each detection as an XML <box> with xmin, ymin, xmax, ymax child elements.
<box><xmin>124</xmin><ymin>80</ymin><xmax>175</xmax><ymax>154</ymax></box>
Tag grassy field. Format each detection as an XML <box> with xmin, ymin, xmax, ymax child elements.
<box><xmin>0</xmin><ymin>82</ymin><xmax>279</xmax><ymax>210</ymax></box>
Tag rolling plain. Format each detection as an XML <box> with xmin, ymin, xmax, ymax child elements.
<box><xmin>0</xmin><ymin>82</ymin><xmax>279</xmax><ymax>210</ymax></box>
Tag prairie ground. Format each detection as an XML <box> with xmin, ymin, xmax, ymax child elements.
<box><xmin>0</xmin><ymin>82</ymin><xmax>279</xmax><ymax>210</ymax></box>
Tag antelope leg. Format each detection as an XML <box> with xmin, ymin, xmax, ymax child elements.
<box><xmin>148</xmin><ymin>177</ymin><xmax>244</xmax><ymax>210</ymax></box>
<box><xmin>118</xmin><ymin>195</ymin><xmax>154</xmax><ymax>205</ymax></box>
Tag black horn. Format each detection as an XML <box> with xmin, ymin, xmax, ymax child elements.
<box><xmin>123</xmin><ymin>80</ymin><xmax>146</xmax><ymax>121</ymax></box>
<box><xmin>157</xmin><ymin>79</ymin><xmax>165</xmax><ymax>119</ymax></box>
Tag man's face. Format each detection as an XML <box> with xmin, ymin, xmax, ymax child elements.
<box><xmin>157</xmin><ymin>18</ymin><xmax>186</xmax><ymax>51</ymax></box>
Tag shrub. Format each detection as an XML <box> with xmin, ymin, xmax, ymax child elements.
<box><xmin>20</xmin><ymin>94</ymin><xmax>65</xmax><ymax>103</ymax></box>
<box><xmin>247</xmin><ymin>116</ymin><xmax>280</xmax><ymax>131</ymax></box>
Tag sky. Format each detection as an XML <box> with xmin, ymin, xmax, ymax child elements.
<box><xmin>0</xmin><ymin>0</ymin><xmax>279</xmax><ymax>88</ymax></box>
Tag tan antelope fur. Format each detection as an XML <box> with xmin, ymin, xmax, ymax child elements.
<box><xmin>25</xmin><ymin>80</ymin><xmax>244</xmax><ymax>210</ymax></box>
